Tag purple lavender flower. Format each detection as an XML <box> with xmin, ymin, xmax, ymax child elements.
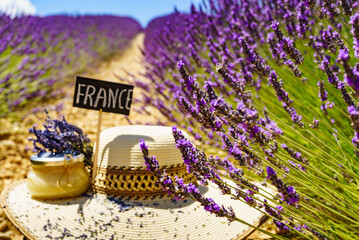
<box><xmin>268</xmin><ymin>70</ymin><xmax>304</xmax><ymax>127</ymax></box>
<box><xmin>263</xmin><ymin>200</ymin><xmax>293</xmax><ymax>231</ymax></box>
<box><xmin>350</xmin><ymin>13</ymin><xmax>359</xmax><ymax>58</ymax></box>
<box><xmin>339</xmin><ymin>52</ymin><xmax>359</xmax><ymax>96</ymax></box>
<box><xmin>337</xmin><ymin>48</ymin><xmax>350</xmax><ymax>63</ymax></box>
<box><xmin>348</xmin><ymin>105</ymin><xmax>359</xmax><ymax>116</ymax></box>
<box><xmin>317</xmin><ymin>81</ymin><xmax>328</xmax><ymax>114</ymax></box>
<box><xmin>266</xmin><ymin>166</ymin><xmax>300</xmax><ymax>206</ymax></box>
<box><xmin>317</xmin><ymin>81</ymin><xmax>328</xmax><ymax>102</ymax></box>
<box><xmin>238</xmin><ymin>37</ymin><xmax>270</xmax><ymax>76</ymax></box>
<box><xmin>177</xmin><ymin>60</ymin><xmax>185</xmax><ymax>70</ymax></box>
<box><xmin>322</xmin><ymin>57</ymin><xmax>355</xmax><ymax>106</ymax></box>
<box><xmin>271</xmin><ymin>20</ymin><xmax>304</xmax><ymax>65</ymax></box>
<box><xmin>296</xmin><ymin>1</ymin><xmax>312</xmax><ymax>38</ymax></box>
<box><xmin>340</xmin><ymin>0</ymin><xmax>352</xmax><ymax>15</ymax></box>
<box><xmin>309</xmin><ymin>118</ymin><xmax>319</xmax><ymax>129</ymax></box>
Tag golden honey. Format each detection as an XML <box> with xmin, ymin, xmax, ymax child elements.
<box><xmin>27</xmin><ymin>153</ymin><xmax>90</xmax><ymax>199</ymax></box>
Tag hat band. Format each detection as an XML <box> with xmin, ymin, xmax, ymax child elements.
<box><xmin>92</xmin><ymin>164</ymin><xmax>195</xmax><ymax>199</ymax></box>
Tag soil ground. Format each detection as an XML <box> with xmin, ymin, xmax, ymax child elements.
<box><xmin>0</xmin><ymin>33</ymin><xmax>277</xmax><ymax>239</ymax></box>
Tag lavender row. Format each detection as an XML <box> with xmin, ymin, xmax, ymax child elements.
<box><xmin>137</xmin><ymin>0</ymin><xmax>359</xmax><ymax>239</ymax></box>
<box><xmin>0</xmin><ymin>14</ymin><xmax>141</xmax><ymax>117</ymax></box>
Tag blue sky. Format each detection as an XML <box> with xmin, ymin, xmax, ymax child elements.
<box><xmin>0</xmin><ymin>0</ymin><xmax>202</xmax><ymax>27</ymax></box>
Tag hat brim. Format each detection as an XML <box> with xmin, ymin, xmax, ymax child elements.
<box><xmin>1</xmin><ymin>179</ymin><xmax>268</xmax><ymax>240</ymax></box>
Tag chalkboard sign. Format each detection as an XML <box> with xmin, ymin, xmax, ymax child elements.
<box><xmin>73</xmin><ymin>76</ymin><xmax>134</xmax><ymax>115</ymax></box>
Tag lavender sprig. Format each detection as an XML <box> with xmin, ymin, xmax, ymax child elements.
<box><xmin>266</xmin><ymin>166</ymin><xmax>300</xmax><ymax>207</ymax></box>
<box><xmin>350</xmin><ymin>13</ymin><xmax>359</xmax><ymax>58</ymax></box>
<box><xmin>139</xmin><ymin>139</ymin><xmax>237</xmax><ymax>222</ymax></box>
<box><xmin>271</xmin><ymin>21</ymin><xmax>304</xmax><ymax>65</ymax></box>
<box><xmin>268</xmin><ymin>70</ymin><xmax>304</xmax><ymax>127</ymax></box>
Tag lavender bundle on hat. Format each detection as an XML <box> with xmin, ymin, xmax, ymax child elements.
<box><xmin>1</xmin><ymin>125</ymin><xmax>269</xmax><ymax>239</ymax></box>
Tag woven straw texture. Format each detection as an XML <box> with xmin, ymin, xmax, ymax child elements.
<box><xmin>95</xmin><ymin>125</ymin><xmax>186</xmax><ymax>168</ymax></box>
<box><xmin>1</xmin><ymin>180</ymin><xmax>267</xmax><ymax>240</ymax></box>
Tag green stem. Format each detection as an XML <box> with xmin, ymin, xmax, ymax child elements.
<box><xmin>263</xmin><ymin>107</ymin><xmax>359</xmax><ymax>175</ymax></box>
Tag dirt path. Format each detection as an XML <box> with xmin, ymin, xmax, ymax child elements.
<box><xmin>57</xmin><ymin>32</ymin><xmax>160</xmax><ymax>141</ymax></box>
<box><xmin>0</xmin><ymin>33</ymin><xmax>274</xmax><ymax>240</ymax></box>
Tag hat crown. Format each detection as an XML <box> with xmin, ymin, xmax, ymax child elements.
<box><xmin>93</xmin><ymin>125</ymin><xmax>194</xmax><ymax>198</ymax></box>
<box><xmin>97</xmin><ymin>125</ymin><xmax>185</xmax><ymax>168</ymax></box>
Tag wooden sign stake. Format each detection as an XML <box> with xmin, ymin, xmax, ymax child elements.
<box><xmin>92</xmin><ymin>108</ymin><xmax>103</xmax><ymax>183</ymax></box>
<box><xmin>72</xmin><ymin>76</ymin><xmax>134</xmax><ymax>191</ymax></box>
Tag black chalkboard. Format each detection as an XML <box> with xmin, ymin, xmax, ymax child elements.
<box><xmin>73</xmin><ymin>76</ymin><xmax>134</xmax><ymax>115</ymax></box>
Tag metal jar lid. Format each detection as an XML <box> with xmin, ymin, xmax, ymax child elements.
<box><xmin>30</xmin><ymin>152</ymin><xmax>85</xmax><ymax>166</ymax></box>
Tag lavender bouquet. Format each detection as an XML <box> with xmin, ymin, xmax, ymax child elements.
<box><xmin>29</xmin><ymin>110</ymin><xmax>93</xmax><ymax>166</ymax></box>
<box><xmin>138</xmin><ymin>0</ymin><xmax>359</xmax><ymax>239</ymax></box>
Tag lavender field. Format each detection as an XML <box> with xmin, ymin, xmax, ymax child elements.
<box><xmin>2</xmin><ymin>0</ymin><xmax>359</xmax><ymax>239</ymax></box>
<box><xmin>138</xmin><ymin>0</ymin><xmax>359</xmax><ymax>239</ymax></box>
<box><xmin>0</xmin><ymin>14</ymin><xmax>141</xmax><ymax>120</ymax></box>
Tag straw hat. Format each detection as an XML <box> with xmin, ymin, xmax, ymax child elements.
<box><xmin>1</xmin><ymin>125</ymin><xmax>268</xmax><ymax>240</ymax></box>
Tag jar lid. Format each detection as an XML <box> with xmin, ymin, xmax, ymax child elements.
<box><xmin>30</xmin><ymin>152</ymin><xmax>85</xmax><ymax>166</ymax></box>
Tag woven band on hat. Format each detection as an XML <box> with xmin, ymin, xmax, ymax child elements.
<box><xmin>93</xmin><ymin>164</ymin><xmax>196</xmax><ymax>198</ymax></box>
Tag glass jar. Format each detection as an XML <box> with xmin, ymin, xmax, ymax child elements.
<box><xmin>27</xmin><ymin>152</ymin><xmax>90</xmax><ymax>199</ymax></box>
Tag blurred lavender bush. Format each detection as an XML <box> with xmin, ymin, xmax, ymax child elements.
<box><xmin>138</xmin><ymin>0</ymin><xmax>359</xmax><ymax>239</ymax></box>
<box><xmin>0</xmin><ymin>14</ymin><xmax>141</xmax><ymax>118</ymax></box>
